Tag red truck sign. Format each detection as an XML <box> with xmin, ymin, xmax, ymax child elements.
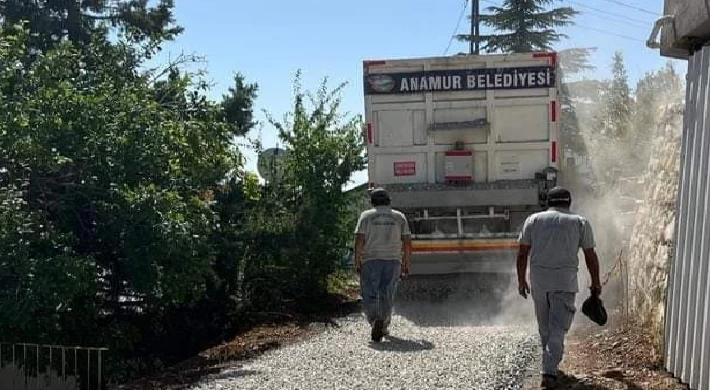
<box><xmin>393</xmin><ymin>161</ymin><xmax>416</xmax><ymax>176</ymax></box>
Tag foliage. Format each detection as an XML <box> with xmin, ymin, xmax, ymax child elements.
<box><xmin>0</xmin><ymin>23</ymin><xmax>254</xmax><ymax>379</ymax></box>
<box><xmin>240</xmin><ymin>73</ymin><xmax>366</xmax><ymax>312</ymax></box>
<box><xmin>222</xmin><ymin>73</ymin><xmax>259</xmax><ymax>137</ymax></box>
<box><xmin>596</xmin><ymin>51</ymin><xmax>633</xmax><ymax>140</ymax></box>
<box><xmin>1</xmin><ymin>19</ymin><xmax>365</xmax><ymax>383</ymax></box>
<box><xmin>0</xmin><ymin>0</ymin><xmax>182</xmax><ymax>51</ymax></box>
<box><xmin>559</xmin><ymin>47</ymin><xmax>596</xmax><ymax>158</ymax></box>
<box><xmin>628</xmin><ymin>61</ymin><xmax>684</xmax><ymax>171</ymax></box>
<box><xmin>559</xmin><ymin>47</ymin><xmax>596</xmax><ymax>76</ymax></box>
<box><xmin>458</xmin><ymin>0</ymin><xmax>578</xmax><ymax>53</ymax></box>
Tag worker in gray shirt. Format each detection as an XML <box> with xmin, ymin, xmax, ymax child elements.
<box><xmin>354</xmin><ymin>188</ymin><xmax>412</xmax><ymax>342</ymax></box>
<box><xmin>517</xmin><ymin>187</ymin><xmax>601</xmax><ymax>389</ymax></box>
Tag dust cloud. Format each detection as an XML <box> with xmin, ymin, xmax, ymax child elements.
<box><xmin>564</xmin><ymin>79</ymin><xmax>685</xmax><ymax>329</ymax></box>
<box><xmin>390</xmin><ymin>70</ymin><xmax>685</xmax><ymax>332</ymax></box>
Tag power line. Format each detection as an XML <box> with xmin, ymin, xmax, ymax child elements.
<box><xmin>568</xmin><ymin>0</ymin><xmax>653</xmax><ymax>27</ymax></box>
<box><xmin>444</xmin><ymin>0</ymin><xmax>469</xmax><ymax>55</ymax></box>
<box><xmin>474</xmin><ymin>0</ymin><xmax>648</xmax><ymax>43</ymax></box>
<box><xmin>596</xmin><ymin>0</ymin><xmax>658</xmax><ymax>16</ymax></box>
<box><xmin>578</xmin><ymin>11</ymin><xmax>648</xmax><ymax>30</ymax></box>
<box><xmin>573</xmin><ymin>24</ymin><xmax>646</xmax><ymax>43</ymax></box>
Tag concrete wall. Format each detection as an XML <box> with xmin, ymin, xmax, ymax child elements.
<box><xmin>661</xmin><ymin>0</ymin><xmax>710</xmax><ymax>58</ymax></box>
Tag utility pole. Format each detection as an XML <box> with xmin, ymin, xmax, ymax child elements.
<box><xmin>470</xmin><ymin>0</ymin><xmax>480</xmax><ymax>55</ymax></box>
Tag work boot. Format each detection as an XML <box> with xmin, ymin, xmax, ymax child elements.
<box><xmin>540</xmin><ymin>374</ymin><xmax>557</xmax><ymax>389</ymax></box>
<box><xmin>371</xmin><ymin>319</ymin><xmax>385</xmax><ymax>342</ymax></box>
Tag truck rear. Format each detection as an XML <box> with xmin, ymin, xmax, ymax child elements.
<box><xmin>362</xmin><ymin>52</ymin><xmax>562</xmax><ymax>300</ymax></box>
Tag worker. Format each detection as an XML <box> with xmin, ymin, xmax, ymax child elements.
<box><xmin>354</xmin><ymin>188</ymin><xmax>412</xmax><ymax>342</ymax></box>
<box><xmin>516</xmin><ymin>187</ymin><xmax>602</xmax><ymax>389</ymax></box>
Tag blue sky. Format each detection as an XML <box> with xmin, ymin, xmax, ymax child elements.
<box><xmin>151</xmin><ymin>0</ymin><xmax>684</xmax><ymax>188</ymax></box>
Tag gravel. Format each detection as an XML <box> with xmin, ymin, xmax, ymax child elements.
<box><xmin>188</xmin><ymin>303</ymin><xmax>541</xmax><ymax>390</ymax></box>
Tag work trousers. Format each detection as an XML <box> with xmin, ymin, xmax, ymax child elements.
<box><xmin>360</xmin><ymin>259</ymin><xmax>401</xmax><ymax>329</ymax></box>
<box><xmin>532</xmin><ymin>289</ymin><xmax>577</xmax><ymax>376</ymax></box>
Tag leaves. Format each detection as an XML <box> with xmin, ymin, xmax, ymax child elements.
<box><xmin>458</xmin><ymin>0</ymin><xmax>579</xmax><ymax>53</ymax></box>
<box><xmin>0</xmin><ymin>0</ymin><xmax>182</xmax><ymax>53</ymax></box>
<box><xmin>0</xmin><ymin>18</ymin><xmax>363</xmax><ymax>383</ymax></box>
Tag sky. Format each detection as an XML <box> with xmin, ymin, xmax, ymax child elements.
<box><xmin>150</xmin><ymin>0</ymin><xmax>685</xmax><ymax>189</ymax></box>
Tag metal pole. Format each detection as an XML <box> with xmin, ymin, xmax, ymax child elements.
<box><xmin>471</xmin><ymin>0</ymin><xmax>480</xmax><ymax>54</ymax></box>
<box><xmin>98</xmin><ymin>350</ymin><xmax>102</xmax><ymax>390</ymax></box>
<box><xmin>87</xmin><ymin>350</ymin><xmax>91</xmax><ymax>390</ymax></box>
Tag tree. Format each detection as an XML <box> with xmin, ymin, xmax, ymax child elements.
<box><xmin>596</xmin><ymin>51</ymin><xmax>632</xmax><ymax>139</ymax></box>
<box><xmin>0</xmin><ymin>0</ymin><xmax>182</xmax><ymax>51</ymax></box>
<box><xmin>458</xmin><ymin>0</ymin><xmax>578</xmax><ymax>53</ymax></box>
<box><xmin>0</xmin><ymin>24</ymin><xmax>256</xmax><ymax>378</ymax></box>
<box><xmin>629</xmin><ymin>61</ymin><xmax>684</xmax><ymax>169</ymax></box>
<box><xmin>558</xmin><ymin>47</ymin><xmax>596</xmax><ymax>158</ymax></box>
<box><xmin>559</xmin><ymin>47</ymin><xmax>596</xmax><ymax>75</ymax></box>
<box><xmin>241</xmin><ymin>73</ymin><xmax>366</xmax><ymax>311</ymax></box>
<box><xmin>221</xmin><ymin>73</ymin><xmax>259</xmax><ymax>137</ymax></box>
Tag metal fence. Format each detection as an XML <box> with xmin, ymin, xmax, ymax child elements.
<box><xmin>0</xmin><ymin>343</ymin><xmax>107</xmax><ymax>390</ymax></box>
<box><xmin>665</xmin><ymin>42</ymin><xmax>710</xmax><ymax>390</ymax></box>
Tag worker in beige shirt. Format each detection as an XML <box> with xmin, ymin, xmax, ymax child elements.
<box><xmin>354</xmin><ymin>188</ymin><xmax>412</xmax><ymax>342</ymax></box>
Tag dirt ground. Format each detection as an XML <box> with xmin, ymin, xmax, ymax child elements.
<box><xmin>117</xmin><ymin>287</ymin><xmax>362</xmax><ymax>390</ymax></box>
<box><xmin>525</xmin><ymin>316</ymin><xmax>690</xmax><ymax>390</ymax></box>
<box><xmin>118</xmin><ymin>282</ymin><xmax>690</xmax><ymax>390</ymax></box>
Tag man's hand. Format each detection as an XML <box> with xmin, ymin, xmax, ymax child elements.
<box><xmin>518</xmin><ymin>280</ymin><xmax>530</xmax><ymax>299</ymax></box>
<box><xmin>590</xmin><ymin>282</ymin><xmax>602</xmax><ymax>297</ymax></box>
<box><xmin>401</xmin><ymin>261</ymin><xmax>410</xmax><ymax>277</ymax></box>
<box><xmin>517</xmin><ymin>244</ymin><xmax>531</xmax><ymax>299</ymax></box>
<box><xmin>583</xmin><ymin>248</ymin><xmax>602</xmax><ymax>297</ymax></box>
<box><xmin>355</xmin><ymin>259</ymin><xmax>362</xmax><ymax>275</ymax></box>
<box><xmin>354</xmin><ymin>234</ymin><xmax>365</xmax><ymax>275</ymax></box>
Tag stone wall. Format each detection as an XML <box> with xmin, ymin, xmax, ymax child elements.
<box><xmin>625</xmin><ymin>102</ymin><xmax>684</xmax><ymax>344</ymax></box>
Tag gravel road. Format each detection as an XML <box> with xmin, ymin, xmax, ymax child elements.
<box><xmin>189</xmin><ymin>300</ymin><xmax>543</xmax><ymax>390</ymax></box>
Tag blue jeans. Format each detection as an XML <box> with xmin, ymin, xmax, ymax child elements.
<box><xmin>360</xmin><ymin>260</ymin><xmax>401</xmax><ymax>328</ymax></box>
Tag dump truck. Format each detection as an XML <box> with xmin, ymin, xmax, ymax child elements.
<box><xmin>361</xmin><ymin>52</ymin><xmax>562</xmax><ymax>300</ymax></box>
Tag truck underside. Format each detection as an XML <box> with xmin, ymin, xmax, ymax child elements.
<box><xmin>389</xmin><ymin>176</ymin><xmax>556</xmax><ymax>301</ymax></box>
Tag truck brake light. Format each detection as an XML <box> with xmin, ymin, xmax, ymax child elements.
<box><xmin>367</xmin><ymin>123</ymin><xmax>373</xmax><ymax>144</ymax></box>
<box><xmin>551</xmin><ymin>141</ymin><xmax>557</xmax><ymax>163</ymax></box>
<box><xmin>550</xmin><ymin>101</ymin><xmax>557</xmax><ymax>122</ymax></box>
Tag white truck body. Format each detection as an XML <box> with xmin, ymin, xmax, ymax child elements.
<box><xmin>362</xmin><ymin>52</ymin><xmax>562</xmax><ymax>275</ymax></box>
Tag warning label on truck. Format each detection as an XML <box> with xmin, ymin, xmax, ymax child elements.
<box><xmin>393</xmin><ymin>161</ymin><xmax>416</xmax><ymax>176</ymax></box>
<box><xmin>365</xmin><ymin>66</ymin><xmax>555</xmax><ymax>95</ymax></box>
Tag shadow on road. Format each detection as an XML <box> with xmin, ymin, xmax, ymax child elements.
<box><xmin>368</xmin><ymin>335</ymin><xmax>435</xmax><ymax>353</ymax></box>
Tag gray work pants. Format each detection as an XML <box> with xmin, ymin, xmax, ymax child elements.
<box><xmin>360</xmin><ymin>259</ymin><xmax>401</xmax><ymax>329</ymax></box>
<box><xmin>532</xmin><ymin>289</ymin><xmax>577</xmax><ymax>376</ymax></box>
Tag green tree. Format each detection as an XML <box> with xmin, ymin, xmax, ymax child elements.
<box><xmin>596</xmin><ymin>51</ymin><xmax>632</xmax><ymax>139</ymax></box>
<box><xmin>241</xmin><ymin>73</ymin><xmax>366</xmax><ymax>311</ymax></box>
<box><xmin>221</xmin><ymin>73</ymin><xmax>259</xmax><ymax>136</ymax></box>
<box><xmin>0</xmin><ymin>0</ymin><xmax>182</xmax><ymax>51</ymax></box>
<box><xmin>458</xmin><ymin>0</ymin><xmax>578</xmax><ymax>53</ymax></box>
<box><xmin>558</xmin><ymin>47</ymin><xmax>596</xmax><ymax>159</ymax></box>
<box><xmin>0</xmin><ymin>24</ymin><xmax>256</xmax><ymax>378</ymax></box>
